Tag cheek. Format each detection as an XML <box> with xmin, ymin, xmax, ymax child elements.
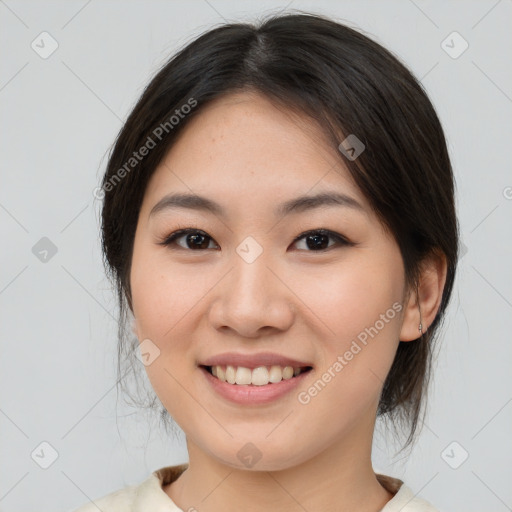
<box><xmin>293</xmin><ymin>257</ymin><xmax>404</xmax><ymax>403</ymax></box>
<box><xmin>129</xmin><ymin>243</ymin><xmax>218</xmax><ymax>398</ymax></box>
<box><xmin>130</xmin><ymin>241</ymin><xmax>207</xmax><ymax>340</ymax></box>
<box><xmin>293</xmin><ymin>257</ymin><xmax>404</xmax><ymax>344</ymax></box>
<box><xmin>129</xmin><ymin>246</ymin><xmax>204</xmax><ymax>418</ymax></box>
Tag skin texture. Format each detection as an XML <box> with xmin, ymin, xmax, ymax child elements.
<box><xmin>130</xmin><ymin>90</ymin><xmax>447</xmax><ymax>512</ymax></box>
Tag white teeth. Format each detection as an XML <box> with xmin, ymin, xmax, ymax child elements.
<box><xmin>225</xmin><ymin>365</ymin><xmax>236</xmax><ymax>384</ymax></box>
<box><xmin>209</xmin><ymin>364</ymin><xmax>307</xmax><ymax>385</ymax></box>
<box><xmin>251</xmin><ymin>366</ymin><xmax>269</xmax><ymax>386</ymax></box>
<box><xmin>235</xmin><ymin>366</ymin><xmax>252</xmax><ymax>385</ymax></box>
<box><xmin>269</xmin><ymin>365</ymin><xmax>283</xmax><ymax>383</ymax></box>
<box><xmin>282</xmin><ymin>366</ymin><xmax>294</xmax><ymax>380</ymax></box>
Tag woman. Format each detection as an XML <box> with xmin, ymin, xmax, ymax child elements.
<box><xmin>74</xmin><ymin>12</ymin><xmax>458</xmax><ymax>512</ymax></box>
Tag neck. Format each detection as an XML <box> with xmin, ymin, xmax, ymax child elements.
<box><xmin>164</xmin><ymin>413</ymin><xmax>394</xmax><ymax>512</ymax></box>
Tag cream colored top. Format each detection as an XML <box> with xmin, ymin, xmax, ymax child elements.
<box><xmin>71</xmin><ymin>464</ymin><xmax>440</xmax><ymax>511</ymax></box>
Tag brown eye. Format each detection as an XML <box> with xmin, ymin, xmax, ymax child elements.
<box><xmin>292</xmin><ymin>229</ymin><xmax>352</xmax><ymax>251</ymax></box>
<box><xmin>160</xmin><ymin>229</ymin><xmax>219</xmax><ymax>250</ymax></box>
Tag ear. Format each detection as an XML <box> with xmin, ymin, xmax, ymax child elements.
<box><xmin>399</xmin><ymin>249</ymin><xmax>448</xmax><ymax>342</ymax></box>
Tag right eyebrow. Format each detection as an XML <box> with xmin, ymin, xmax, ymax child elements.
<box><xmin>150</xmin><ymin>193</ymin><xmax>225</xmax><ymax>218</ymax></box>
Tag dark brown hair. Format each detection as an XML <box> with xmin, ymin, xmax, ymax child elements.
<box><xmin>100</xmin><ymin>12</ymin><xmax>459</xmax><ymax>447</ymax></box>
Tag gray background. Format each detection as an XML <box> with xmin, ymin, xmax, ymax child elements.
<box><xmin>1</xmin><ymin>1</ymin><xmax>511</xmax><ymax>511</ymax></box>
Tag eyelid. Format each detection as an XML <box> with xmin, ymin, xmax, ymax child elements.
<box><xmin>291</xmin><ymin>228</ymin><xmax>352</xmax><ymax>246</ymax></box>
<box><xmin>158</xmin><ymin>227</ymin><xmax>219</xmax><ymax>249</ymax></box>
<box><xmin>158</xmin><ymin>227</ymin><xmax>353</xmax><ymax>251</ymax></box>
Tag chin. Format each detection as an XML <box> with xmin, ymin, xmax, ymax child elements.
<box><xmin>203</xmin><ymin>442</ymin><xmax>310</xmax><ymax>472</ymax></box>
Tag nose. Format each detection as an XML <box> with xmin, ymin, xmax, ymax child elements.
<box><xmin>207</xmin><ymin>250</ymin><xmax>295</xmax><ymax>338</ymax></box>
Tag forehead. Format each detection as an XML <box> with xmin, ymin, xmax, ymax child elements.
<box><xmin>142</xmin><ymin>90</ymin><xmax>369</xmax><ymax>214</ymax></box>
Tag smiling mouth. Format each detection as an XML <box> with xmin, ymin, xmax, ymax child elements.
<box><xmin>201</xmin><ymin>364</ymin><xmax>313</xmax><ymax>386</ymax></box>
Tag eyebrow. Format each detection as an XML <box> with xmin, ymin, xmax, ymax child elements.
<box><xmin>149</xmin><ymin>191</ymin><xmax>365</xmax><ymax>219</ymax></box>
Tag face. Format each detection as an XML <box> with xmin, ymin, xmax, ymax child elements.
<box><xmin>130</xmin><ymin>90</ymin><xmax>409</xmax><ymax>470</ymax></box>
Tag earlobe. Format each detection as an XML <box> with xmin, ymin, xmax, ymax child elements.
<box><xmin>399</xmin><ymin>250</ymin><xmax>448</xmax><ymax>342</ymax></box>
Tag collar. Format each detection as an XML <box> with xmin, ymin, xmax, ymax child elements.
<box><xmin>132</xmin><ymin>464</ymin><xmax>431</xmax><ymax>512</ymax></box>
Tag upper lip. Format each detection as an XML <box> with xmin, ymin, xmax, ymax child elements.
<box><xmin>200</xmin><ymin>352</ymin><xmax>313</xmax><ymax>369</ymax></box>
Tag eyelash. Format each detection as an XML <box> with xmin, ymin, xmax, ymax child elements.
<box><xmin>158</xmin><ymin>227</ymin><xmax>353</xmax><ymax>252</ymax></box>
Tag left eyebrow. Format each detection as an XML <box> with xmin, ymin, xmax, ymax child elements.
<box><xmin>149</xmin><ymin>191</ymin><xmax>365</xmax><ymax>219</ymax></box>
<box><xmin>275</xmin><ymin>192</ymin><xmax>365</xmax><ymax>217</ymax></box>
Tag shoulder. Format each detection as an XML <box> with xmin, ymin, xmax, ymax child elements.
<box><xmin>70</xmin><ymin>482</ymin><xmax>139</xmax><ymax>512</ymax></box>
<box><xmin>69</xmin><ymin>464</ymin><xmax>188</xmax><ymax>512</ymax></box>
<box><xmin>377</xmin><ymin>474</ymin><xmax>441</xmax><ymax>512</ymax></box>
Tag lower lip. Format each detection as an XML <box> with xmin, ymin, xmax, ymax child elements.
<box><xmin>200</xmin><ymin>366</ymin><xmax>312</xmax><ymax>405</ymax></box>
